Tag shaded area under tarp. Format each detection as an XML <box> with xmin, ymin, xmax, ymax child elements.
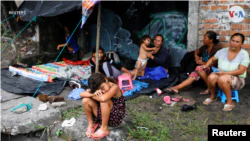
<box><xmin>17</xmin><ymin>1</ymin><xmax>82</xmax><ymax>21</ymax></box>
<box><xmin>1</xmin><ymin>69</ymin><xmax>67</xmax><ymax>96</ymax></box>
<box><xmin>124</xmin><ymin>73</ymin><xmax>179</xmax><ymax>100</ymax></box>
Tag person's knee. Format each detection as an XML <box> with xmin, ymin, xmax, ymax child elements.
<box><xmin>208</xmin><ymin>73</ymin><xmax>217</xmax><ymax>81</ymax></box>
<box><xmin>82</xmin><ymin>98</ymin><xmax>92</xmax><ymax>105</ymax></box>
<box><xmin>100</xmin><ymin>100</ymin><xmax>113</xmax><ymax>108</ymax></box>
<box><xmin>218</xmin><ymin>75</ymin><xmax>231</xmax><ymax>85</ymax></box>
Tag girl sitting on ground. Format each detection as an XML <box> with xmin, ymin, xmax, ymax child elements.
<box><xmin>80</xmin><ymin>72</ymin><xmax>126</xmax><ymax>139</ymax></box>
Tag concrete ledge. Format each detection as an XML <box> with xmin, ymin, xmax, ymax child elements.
<box><xmin>1</xmin><ymin>96</ymin><xmax>61</xmax><ymax>135</ymax></box>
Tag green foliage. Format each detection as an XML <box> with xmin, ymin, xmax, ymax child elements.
<box><xmin>126</xmin><ymin>108</ymin><xmax>172</xmax><ymax>141</ymax></box>
<box><xmin>36</xmin><ymin>55</ymin><xmax>44</xmax><ymax>65</ymax></box>
<box><xmin>3</xmin><ymin>29</ymin><xmax>12</xmax><ymax>38</ymax></box>
<box><xmin>17</xmin><ymin>55</ymin><xmax>21</xmax><ymax>62</ymax></box>
<box><xmin>62</xmin><ymin>107</ymin><xmax>84</xmax><ymax>120</ymax></box>
<box><xmin>56</xmin><ymin>128</ymin><xmax>62</xmax><ymax>137</ymax></box>
<box><xmin>34</xmin><ymin>125</ymin><xmax>46</xmax><ymax>129</ymax></box>
<box><xmin>0</xmin><ymin>23</ymin><xmax>3</xmax><ymax>36</ymax></box>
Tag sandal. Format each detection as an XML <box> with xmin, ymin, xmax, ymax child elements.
<box><xmin>199</xmin><ymin>90</ymin><xmax>209</xmax><ymax>95</ymax></box>
<box><xmin>85</xmin><ymin>123</ymin><xmax>99</xmax><ymax>138</ymax></box>
<box><xmin>223</xmin><ymin>104</ymin><xmax>235</xmax><ymax>111</ymax></box>
<box><xmin>91</xmin><ymin>129</ymin><xmax>110</xmax><ymax>140</ymax></box>
<box><xmin>164</xmin><ymin>96</ymin><xmax>171</xmax><ymax>105</ymax></box>
<box><xmin>171</xmin><ymin>97</ymin><xmax>190</xmax><ymax>102</ymax></box>
<box><xmin>156</xmin><ymin>88</ymin><xmax>163</xmax><ymax>95</ymax></box>
<box><xmin>203</xmin><ymin>98</ymin><xmax>215</xmax><ymax>105</ymax></box>
<box><xmin>164</xmin><ymin>87</ymin><xmax>179</xmax><ymax>94</ymax></box>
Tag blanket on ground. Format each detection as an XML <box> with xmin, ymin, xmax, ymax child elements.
<box><xmin>1</xmin><ymin>69</ymin><xmax>66</xmax><ymax>96</ymax></box>
<box><xmin>124</xmin><ymin>73</ymin><xmax>179</xmax><ymax>100</ymax></box>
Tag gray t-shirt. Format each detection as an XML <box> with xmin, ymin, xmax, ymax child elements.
<box><xmin>214</xmin><ymin>47</ymin><xmax>250</xmax><ymax>78</ymax></box>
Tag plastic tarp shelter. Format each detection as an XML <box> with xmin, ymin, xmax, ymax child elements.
<box><xmin>17</xmin><ymin>1</ymin><xmax>82</xmax><ymax>21</ymax></box>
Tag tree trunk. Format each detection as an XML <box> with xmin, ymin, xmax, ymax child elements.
<box><xmin>1</xmin><ymin>1</ymin><xmax>18</xmax><ymax>36</ymax></box>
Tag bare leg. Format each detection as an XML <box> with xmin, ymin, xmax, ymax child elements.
<box><xmin>141</xmin><ymin>62</ymin><xmax>147</xmax><ymax>76</ymax></box>
<box><xmin>173</xmin><ymin>77</ymin><xmax>196</xmax><ymax>91</ymax></box>
<box><xmin>197</xmin><ymin>71</ymin><xmax>209</xmax><ymax>93</ymax></box>
<box><xmin>217</xmin><ymin>75</ymin><xmax>233</xmax><ymax>105</ymax></box>
<box><xmin>92</xmin><ymin>100</ymin><xmax>113</xmax><ymax>137</ymax></box>
<box><xmin>82</xmin><ymin>98</ymin><xmax>98</xmax><ymax>137</ymax></box>
<box><xmin>207</xmin><ymin>73</ymin><xmax>219</xmax><ymax>100</ymax></box>
<box><xmin>133</xmin><ymin>60</ymin><xmax>142</xmax><ymax>80</ymax></box>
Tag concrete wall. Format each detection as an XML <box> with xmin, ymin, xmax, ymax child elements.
<box><xmin>198</xmin><ymin>0</ymin><xmax>250</xmax><ymax>74</ymax></box>
<box><xmin>187</xmin><ymin>1</ymin><xmax>199</xmax><ymax>52</ymax></box>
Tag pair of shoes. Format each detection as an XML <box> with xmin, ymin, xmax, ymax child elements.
<box><xmin>164</xmin><ymin>87</ymin><xmax>179</xmax><ymax>94</ymax></box>
<box><xmin>203</xmin><ymin>98</ymin><xmax>215</xmax><ymax>105</ymax></box>
<box><xmin>171</xmin><ymin>97</ymin><xmax>190</xmax><ymax>102</ymax></box>
<box><xmin>86</xmin><ymin>123</ymin><xmax>99</xmax><ymax>138</ymax></box>
<box><xmin>223</xmin><ymin>104</ymin><xmax>235</xmax><ymax>111</ymax></box>
<box><xmin>199</xmin><ymin>90</ymin><xmax>209</xmax><ymax>95</ymax></box>
<box><xmin>181</xmin><ymin>104</ymin><xmax>196</xmax><ymax>111</ymax></box>
<box><xmin>91</xmin><ymin>129</ymin><xmax>110</xmax><ymax>140</ymax></box>
<box><xmin>69</xmin><ymin>81</ymin><xmax>81</xmax><ymax>89</ymax></box>
<box><xmin>164</xmin><ymin>96</ymin><xmax>171</xmax><ymax>105</ymax></box>
<box><xmin>48</xmin><ymin>96</ymin><xmax>64</xmax><ymax>104</ymax></box>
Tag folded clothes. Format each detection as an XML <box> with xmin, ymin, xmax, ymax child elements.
<box><xmin>68</xmin><ymin>88</ymin><xmax>85</xmax><ymax>100</ymax></box>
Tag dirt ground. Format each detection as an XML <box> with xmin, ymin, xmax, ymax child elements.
<box><xmin>125</xmin><ymin>75</ymin><xmax>250</xmax><ymax>141</ymax></box>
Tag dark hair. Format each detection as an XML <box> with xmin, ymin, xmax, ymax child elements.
<box><xmin>205</xmin><ymin>31</ymin><xmax>219</xmax><ymax>44</ymax></box>
<box><xmin>231</xmin><ymin>33</ymin><xmax>245</xmax><ymax>44</ymax></box>
<box><xmin>92</xmin><ymin>46</ymin><xmax>104</xmax><ymax>53</ymax></box>
<box><xmin>154</xmin><ymin>34</ymin><xmax>164</xmax><ymax>42</ymax></box>
<box><xmin>88</xmin><ymin>72</ymin><xmax>116</xmax><ymax>93</ymax></box>
<box><xmin>140</xmin><ymin>35</ymin><xmax>151</xmax><ymax>44</ymax></box>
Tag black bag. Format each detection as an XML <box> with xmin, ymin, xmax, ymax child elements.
<box><xmin>179</xmin><ymin>51</ymin><xmax>197</xmax><ymax>74</ymax></box>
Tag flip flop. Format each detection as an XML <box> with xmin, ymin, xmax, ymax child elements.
<box><xmin>203</xmin><ymin>98</ymin><xmax>215</xmax><ymax>105</ymax></box>
<box><xmin>182</xmin><ymin>98</ymin><xmax>190</xmax><ymax>102</ymax></box>
<box><xmin>171</xmin><ymin>97</ymin><xmax>189</xmax><ymax>102</ymax></box>
<box><xmin>164</xmin><ymin>96</ymin><xmax>171</xmax><ymax>105</ymax></box>
<box><xmin>223</xmin><ymin>104</ymin><xmax>235</xmax><ymax>111</ymax></box>
<box><xmin>199</xmin><ymin>90</ymin><xmax>209</xmax><ymax>95</ymax></box>
<box><xmin>171</xmin><ymin>97</ymin><xmax>180</xmax><ymax>102</ymax></box>
<box><xmin>91</xmin><ymin>129</ymin><xmax>110</xmax><ymax>140</ymax></box>
<box><xmin>164</xmin><ymin>87</ymin><xmax>179</xmax><ymax>94</ymax></box>
<box><xmin>156</xmin><ymin>88</ymin><xmax>163</xmax><ymax>95</ymax></box>
<box><xmin>85</xmin><ymin>123</ymin><xmax>99</xmax><ymax>138</ymax></box>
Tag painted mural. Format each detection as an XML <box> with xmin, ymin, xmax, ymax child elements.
<box><xmin>88</xmin><ymin>9</ymin><xmax>139</xmax><ymax>60</ymax></box>
<box><xmin>88</xmin><ymin>9</ymin><xmax>187</xmax><ymax>67</ymax></box>
<box><xmin>137</xmin><ymin>11</ymin><xmax>188</xmax><ymax>49</ymax></box>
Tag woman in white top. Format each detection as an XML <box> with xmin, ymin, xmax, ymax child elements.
<box><xmin>202</xmin><ymin>33</ymin><xmax>249</xmax><ymax>111</ymax></box>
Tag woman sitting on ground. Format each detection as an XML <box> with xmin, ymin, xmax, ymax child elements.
<box><xmin>165</xmin><ymin>31</ymin><xmax>222</xmax><ymax>95</ymax></box>
<box><xmin>202</xmin><ymin>33</ymin><xmax>249</xmax><ymax>111</ymax></box>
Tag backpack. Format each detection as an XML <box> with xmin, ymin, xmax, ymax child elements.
<box><xmin>179</xmin><ymin>51</ymin><xmax>197</xmax><ymax>74</ymax></box>
<box><xmin>105</xmin><ymin>51</ymin><xmax>120</xmax><ymax>64</ymax></box>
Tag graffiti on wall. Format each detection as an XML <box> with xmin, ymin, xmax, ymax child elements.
<box><xmin>88</xmin><ymin>9</ymin><xmax>187</xmax><ymax>66</ymax></box>
<box><xmin>137</xmin><ymin>11</ymin><xmax>188</xmax><ymax>49</ymax></box>
<box><xmin>88</xmin><ymin>9</ymin><xmax>139</xmax><ymax>60</ymax></box>
<box><xmin>125</xmin><ymin>1</ymin><xmax>150</xmax><ymax>18</ymax></box>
